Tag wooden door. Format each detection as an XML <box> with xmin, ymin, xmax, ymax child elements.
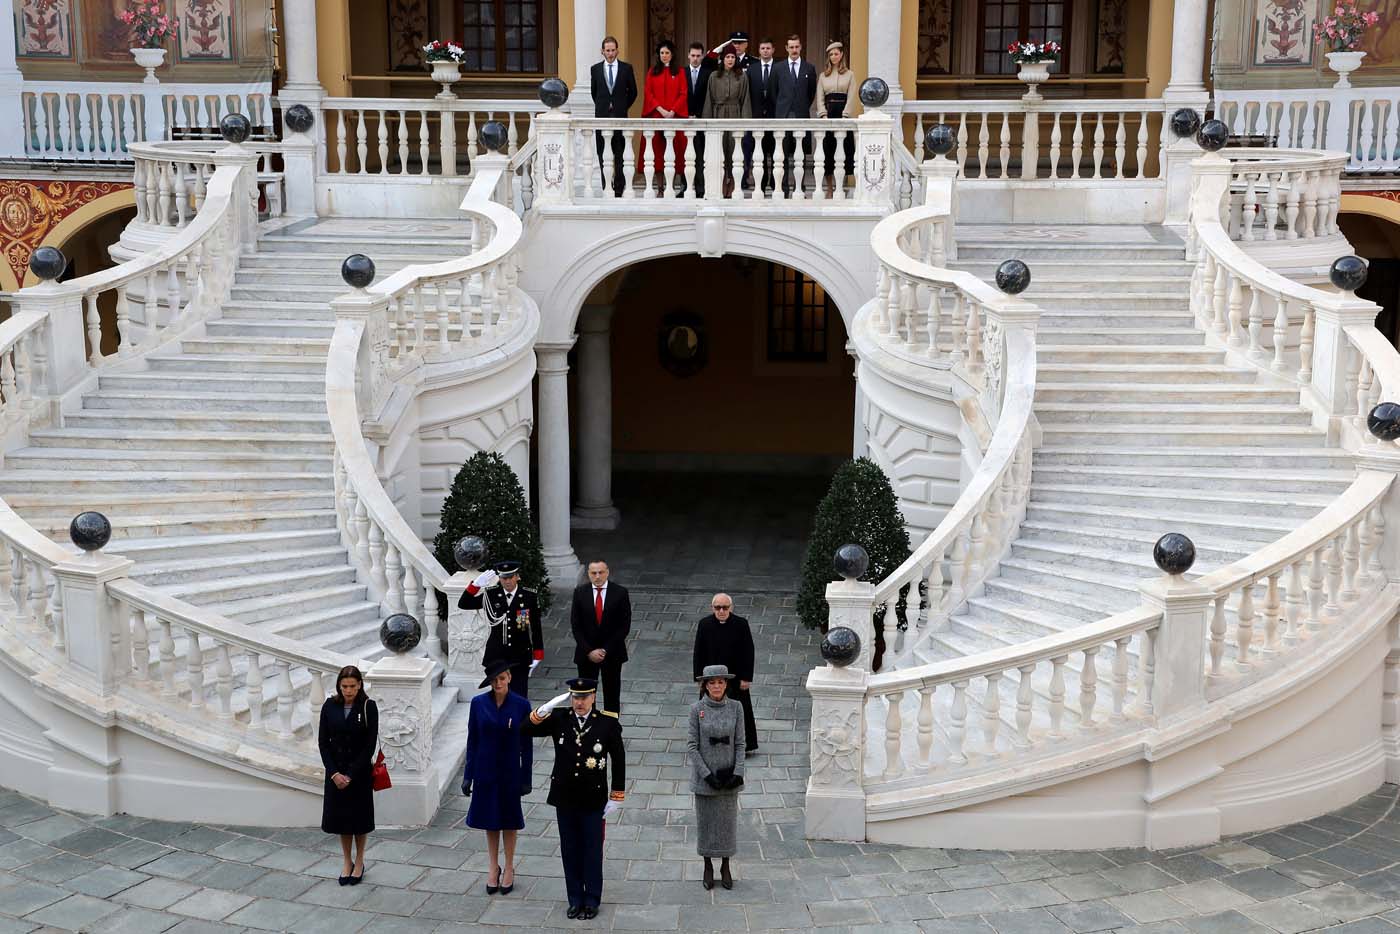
<box><xmin>706</xmin><ymin>0</ymin><xmax>807</xmax><ymax>47</ymax></box>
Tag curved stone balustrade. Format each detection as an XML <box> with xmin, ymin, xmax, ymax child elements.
<box><xmin>1218</xmin><ymin>148</ymin><xmax>1347</xmax><ymax>243</ymax></box>
<box><xmin>130</xmin><ymin>139</ymin><xmax>285</xmax><ymax>231</ymax></box>
<box><xmin>326</xmin><ymin>158</ymin><xmax>536</xmax><ymax>689</ymax></box>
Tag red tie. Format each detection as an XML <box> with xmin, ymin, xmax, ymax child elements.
<box><xmin>595</xmin><ymin>588</ymin><xmax>604</xmax><ymax>625</ymax></box>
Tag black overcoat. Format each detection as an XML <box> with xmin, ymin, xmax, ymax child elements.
<box><xmin>523</xmin><ymin>708</ymin><xmax>625</xmax><ymax>811</ymax></box>
<box><xmin>318</xmin><ymin>696</ymin><xmax>378</xmax><ymax>835</ymax></box>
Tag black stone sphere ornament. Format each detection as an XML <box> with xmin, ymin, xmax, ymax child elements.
<box><xmin>833</xmin><ymin>543</ymin><xmax>870</xmax><ymax>580</ymax></box>
<box><xmin>820</xmin><ymin>626</ymin><xmax>861</xmax><ymax>668</ymax></box>
<box><xmin>284</xmin><ymin>104</ymin><xmax>315</xmax><ymax>134</ymax></box>
<box><xmin>1330</xmin><ymin>254</ymin><xmax>1368</xmax><ymax>292</ymax></box>
<box><xmin>1169</xmin><ymin>108</ymin><xmax>1202</xmax><ymax>140</ymax></box>
<box><xmin>995</xmin><ymin>259</ymin><xmax>1031</xmax><ymax>295</ymax></box>
<box><xmin>538</xmin><ymin>77</ymin><xmax>569</xmax><ymax>109</ymax></box>
<box><xmin>859</xmin><ymin>77</ymin><xmax>889</xmax><ymax>109</ymax></box>
<box><xmin>379</xmin><ymin>613</ymin><xmax>422</xmax><ymax>655</ymax></box>
<box><xmin>1153</xmin><ymin>532</ymin><xmax>1196</xmax><ymax>576</ymax></box>
<box><xmin>452</xmin><ymin>534</ymin><xmax>489</xmax><ymax>571</ymax></box>
<box><xmin>479</xmin><ymin>121</ymin><xmax>508</xmax><ymax>153</ymax></box>
<box><xmin>28</xmin><ymin>246</ymin><xmax>67</xmax><ymax>281</ymax></box>
<box><xmin>341</xmin><ymin>254</ymin><xmax>375</xmax><ymax>289</ymax></box>
<box><xmin>925</xmin><ymin>123</ymin><xmax>955</xmax><ymax>157</ymax></box>
<box><xmin>1196</xmin><ymin>119</ymin><xmax>1229</xmax><ymax>152</ymax></box>
<box><xmin>219</xmin><ymin>113</ymin><xmax>251</xmax><ymax>145</ymax></box>
<box><xmin>1368</xmin><ymin>402</ymin><xmax>1400</xmax><ymax>442</ymax></box>
<box><xmin>69</xmin><ymin>511</ymin><xmax>112</xmax><ymax>552</ymax></box>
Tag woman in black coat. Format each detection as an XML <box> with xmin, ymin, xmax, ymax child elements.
<box><xmin>318</xmin><ymin>665</ymin><xmax>378</xmax><ymax>885</ymax></box>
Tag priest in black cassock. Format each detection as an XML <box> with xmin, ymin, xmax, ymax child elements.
<box><xmin>691</xmin><ymin>593</ymin><xmax>758</xmax><ymax>752</ymax></box>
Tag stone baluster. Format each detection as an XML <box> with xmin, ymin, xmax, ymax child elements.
<box><xmin>1324</xmin><ymin>534</ymin><xmax>1344</xmax><ymax>618</ymax></box>
<box><xmin>214</xmin><ymin>642</ymin><xmax>233</xmax><ymax>717</ymax></box>
<box><xmin>1048</xmin><ymin>657</ymin><xmax>1067</xmax><ymax>739</ymax></box>
<box><xmin>882</xmin><ymin>691</ymin><xmax>904</xmax><ymax>779</ymax></box>
<box><xmin>185</xmin><ymin>628</ymin><xmax>204</xmax><ymax>709</ymax></box>
<box><xmin>981</xmin><ymin>673</ymin><xmax>1002</xmax><ymax>755</ymax></box>
<box><xmin>246</xmin><ymin>650</ymin><xmax>264</xmax><ymax>730</ymax></box>
<box><xmin>1343</xmin><ymin>520</ymin><xmax>1361</xmax><ymax>602</ymax></box>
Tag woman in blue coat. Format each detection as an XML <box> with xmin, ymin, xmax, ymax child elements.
<box><xmin>463</xmin><ymin>658</ymin><xmax>533</xmax><ymax>895</ymax></box>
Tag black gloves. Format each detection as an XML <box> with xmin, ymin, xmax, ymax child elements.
<box><xmin>703</xmin><ymin>772</ymin><xmax>723</xmax><ymax>790</ymax></box>
<box><xmin>715</xmin><ymin>768</ymin><xmax>733</xmax><ymax>784</ymax></box>
<box><xmin>723</xmin><ymin>774</ymin><xmax>744</xmax><ymax>790</ymax></box>
<box><xmin>520</xmin><ymin>785</ymin><xmax>531</xmax><ymax>797</ymax></box>
<box><xmin>461</xmin><ymin>781</ymin><xmax>472</xmax><ymax>797</ymax></box>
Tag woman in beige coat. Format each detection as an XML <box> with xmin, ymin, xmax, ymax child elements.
<box><xmin>816</xmin><ymin>41</ymin><xmax>858</xmax><ymax>193</ymax></box>
<box><xmin>703</xmin><ymin>45</ymin><xmax>751</xmax><ymax>196</ymax></box>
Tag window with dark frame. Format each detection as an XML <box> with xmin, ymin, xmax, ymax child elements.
<box><xmin>767</xmin><ymin>263</ymin><xmax>830</xmax><ymax>362</ymax></box>
<box><xmin>978</xmin><ymin>0</ymin><xmax>1067</xmax><ymax>75</ymax></box>
<box><xmin>460</xmin><ymin>0</ymin><xmax>542</xmax><ymax>73</ymax></box>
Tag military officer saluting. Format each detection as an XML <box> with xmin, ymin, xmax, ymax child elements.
<box><xmin>525</xmin><ymin>678</ymin><xmax>625</xmax><ymax>921</ymax></box>
<box><xmin>459</xmin><ymin>560</ymin><xmax>543</xmax><ymax>700</ymax></box>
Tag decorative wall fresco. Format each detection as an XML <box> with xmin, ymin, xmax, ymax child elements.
<box><xmin>18</xmin><ymin>0</ymin><xmax>74</xmax><ymax>58</ymax></box>
<box><xmin>0</xmin><ymin>179</ymin><xmax>132</xmax><ymax>289</ymax></box>
<box><xmin>177</xmin><ymin>0</ymin><xmax>234</xmax><ymax>60</ymax></box>
<box><xmin>85</xmin><ymin>0</ymin><xmax>152</xmax><ymax>63</ymax></box>
<box><xmin>1253</xmin><ymin>0</ymin><xmax>1316</xmax><ymax>66</ymax></box>
<box><xmin>1356</xmin><ymin>0</ymin><xmax>1400</xmax><ymax>66</ymax></box>
<box><xmin>1095</xmin><ymin>0</ymin><xmax>1126</xmax><ymax>72</ymax></box>
<box><xmin>917</xmin><ymin>0</ymin><xmax>953</xmax><ymax>74</ymax></box>
<box><xmin>646</xmin><ymin>0</ymin><xmax>676</xmax><ymax>68</ymax></box>
<box><xmin>388</xmin><ymin>0</ymin><xmax>430</xmax><ymax>70</ymax></box>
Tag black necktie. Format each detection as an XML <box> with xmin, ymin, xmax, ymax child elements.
<box><xmin>763</xmin><ymin>63</ymin><xmax>769</xmax><ymax>84</ymax></box>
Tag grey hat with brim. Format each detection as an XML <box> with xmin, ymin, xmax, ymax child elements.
<box><xmin>696</xmin><ymin>664</ymin><xmax>736</xmax><ymax>682</ymax></box>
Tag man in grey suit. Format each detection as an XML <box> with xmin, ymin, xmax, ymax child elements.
<box><xmin>772</xmin><ymin>34</ymin><xmax>816</xmax><ymax>195</ymax></box>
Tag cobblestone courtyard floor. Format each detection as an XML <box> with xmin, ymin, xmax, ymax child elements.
<box><xmin>5</xmin><ymin>588</ymin><xmax>1400</xmax><ymax>932</ymax></box>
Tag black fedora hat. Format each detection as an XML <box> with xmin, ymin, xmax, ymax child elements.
<box><xmin>479</xmin><ymin>658</ymin><xmax>513</xmax><ymax>688</ymax></box>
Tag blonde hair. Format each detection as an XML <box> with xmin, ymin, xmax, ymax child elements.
<box><xmin>823</xmin><ymin>42</ymin><xmax>848</xmax><ymax>77</ymax></box>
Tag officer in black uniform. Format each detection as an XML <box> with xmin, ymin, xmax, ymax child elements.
<box><xmin>458</xmin><ymin>560</ymin><xmax>543</xmax><ymax>700</ymax></box>
<box><xmin>525</xmin><ymin>678</ymin><xmax>625</xmax><ymax>920</ymax></box>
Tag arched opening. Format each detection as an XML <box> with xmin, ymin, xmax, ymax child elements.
<box><xmin>1338</xmin><ymin>208</ymin><xmax>1400</xmax><ymax>348</ymax></box>
<box><xmin>563</xmin><ymin>253</ymin><xmax>856</xmax><ymax>592</ymax></box>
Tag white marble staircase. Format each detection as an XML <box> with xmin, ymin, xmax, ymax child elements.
<box><xmin>883</xmin><ymin>224</ymin><xmax>1355</xmax><ymax>752</ymax></box>
<box><xmin>0</xmin><ymin>219</ymin><xmax>475</xmax><ymax>756</ymax></box>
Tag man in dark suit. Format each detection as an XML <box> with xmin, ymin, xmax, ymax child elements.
<box><xmin>571</xmin><ymin>559</ymin><xmax>631</xmax><ymax>716</ymax></box>
<box><xmin>457</xmin><ymin>559</ymin><xmax>543</xmax><ymax>700</ymax></box>
<box><xmin>683</xmin><ymin>42</ymin><xmax>714</xmax><ymax>196</ymax></box>
<box><xmin>744</xmin><ymin>37</ymin><xmax>779</xmax><ymax>191</ymax></box>
<box><xmin>526</xmin><ymin>678</ymin><xmax>625</xmax><ymax>921</ymax></box>
<box><xmin>773</xmin><ymin>34</ymin><xmax>817</xmax><ymax>195</ymax></box>
<box><xmin>589</xmin><ymin>36</ymin><xmax>637</xmax><ymax>195</ymax></box>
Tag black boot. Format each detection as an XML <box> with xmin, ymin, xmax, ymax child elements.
<box><xmin>720</xmin><ymin>858</ymin><xmax>733</xmax><ymax>889</ymax></box>
<box><xmin>702</xmin><ymin>858</ymin><xmax>715</xmax><ymax>890</ymax></box>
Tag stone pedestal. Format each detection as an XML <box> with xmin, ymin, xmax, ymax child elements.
<box><xmin>805</xmin><ymin>664</ymin><xmax>869</xmax><ymax>841</ymax></box>
<box><xmin>572</xmin><ymin>305</ymin><xmax>619</xmax><ymax>530</ymax></box>
<box><xmin>1138</xmin><ymin>574</ymin><xmax>1212</xmax><ymax>719</ymax></box>
<box><xmin>366</xmin><ymin>653</ymin><xmax>437</xmax><ymax>826</ymax></box>
<box><xmin>53</xmin><ymin>551</ymin><xmax>136</xmax><ymax>696</ymax></box>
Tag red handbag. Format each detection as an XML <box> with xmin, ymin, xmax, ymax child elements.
<box><xmin>371</xmin><ymin>750</ymin><xmax>391</xmax><ymax>791</ymax></box>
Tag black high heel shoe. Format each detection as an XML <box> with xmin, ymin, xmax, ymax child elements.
<box><xmin>702</xmin><ymin>861</ymin><xmax>714</xmax><ymax>890</ymax></box>
<box><xmin>500</xmin><ymin>867</ymin><xmax>514</xmax><ymax>895</ymax></box>
<box><xmin>720</xmin><ymin>860</ymin><xmax>733</xmax><ymax>890</ymax></box>
<box><xmin>485</xmin><ymin>869</ymin><xmax>500</xmax><ymax>895</ymax></box>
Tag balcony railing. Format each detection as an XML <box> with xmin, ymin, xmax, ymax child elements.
<box><xmin>1214</xmin><ymin>85</ymin><xmax>1400</xmax><ymax>174</ymax></box>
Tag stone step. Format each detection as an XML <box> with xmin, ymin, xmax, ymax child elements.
<box><xmin>1034</xmin><ymin>310</ymin><xmax>1199</xmax><ymax>329</ymax></box>
<box><xmin>979</xmin><ymin>572</ymin><xmax>1134</xmax><ymax>623</ymax></box>
<box><xmin>207</xmin><ymin>581</ymin><xmax>374</xmax><ymax>625</ymax></box>
<box><xmin>99</xmin><ymin>372</ymin><xmax>325</xmax><ymax>396</ymax></box>
<box><xmin>956</xmin><ymin>242</ymin><xmax>1184</xmax><ymax>261</ymax></box>
<box><xmin>178</xmin><ymin>336</ymin><xmax>331</xmax><ymax>357</ymax></box>
<box><xmin>238</xmin><ymin>251</ymin><xmax>436</xmax><ymax>269</ymax></box>
<box><xmin>1037</xmin><ymin>363</ymin><xmax>1260</xmax><ymax>384</ymax></box>
<box><xmin>1015</xmin><ymin>518</ymin><xmax>1258</xmax><ymax>564</ymax></box>
<box><xmin>6</xmin><ymin>489</ymin><xmax>334</xmax><ymax>517</ymax></box>
<box><xmin>1034</xmin><ymin>383</ymin><xmax>1301</xmax><ymax>405</ymax></box>
<box><xmin>0</xmin><ymin>470</ymin><xmax>331</xmax><ymax>494</ymax></box>
<box><xmin>7</xmin><ymin>447</ymin><xmax>331</xmax><ymax>473</ymax></box>
<box><xmin>23</xmin><ymin>508</ymin><xmax>339</xmax><ymax>539</ymax></box>
<box><xmin>204</xmin><ymin>320</ymin><xmax>338</xmax><ymax>340</ymax></box>
<box><xmin>1037</xmin><ymin>345</ymin><xmax>1226</xmax><ymax>365</ymax></box>
<box><xmin>63</xmin><ymin>410</ymin><xmax>328</xmax><ymax>434</ymax></box>
<box><xmin>995</xmin><ymin>556</ymin><xmax>1142</xmax><ymax>604</ymax></box>
<box><xmin>113</xmin><ymin>528</ymin><xmax>345</xmax><ymax>562</ymax></box>
<box><xmin>218</xmin><ymin>303</ymin><xmax>339</xmax><ymax>322</ymax></box>
<box><xmin>145</xmin><ymin>353</ymin><xmax>326</xmax><ymax>375</ymax></box>
<box><xmin>82</xmin><ymin>391</ymin><xmax>328</xmax><ymax>415</ymax></box>
<box><xmin>27</xmin><ymin>428</ymin><xmax>332</xmax><ymax>455</ymax></box>
<box><xmin>1031</xmin><ymin>294</ymin><xmax>1193</xmax><ymax>312</ymax></box>
<box><xmin>130</xmin><ymin>546</ymin><xmax>352</xmax><ymax>585</ymax></box>
<box><xmin>167</xmin><ymin>564</ymin><xmax>362</xmax><ymax>605</ymax></box>
<box><xmin>1030</xmin><ymin>482</ymin><xmax>1334</xmax><ymax>521</ymax></box>
<box><xmin>1038</xmin><ymin>423</ymin><xmax>1327</xmax><ymax>447</ymax></box>
<box><xmin>1034</xmin><ymin>402</ymin><xmax>1314</xmax><ymax>427</ymax></box>
<box><xmin>1032</xmin><ymin>464</ymin><xmax>1354</xmax><ymax>495</ymax></box>
<box><xmin>1032</xmin><ymin>445</ymin><xmax>1355</xmax><ymax>470</ymax></box>
<box><xmin>262</xmin><ymin>599</ymin><xmax>384</xmax><ymax>644</ymax></box>
<box><xmin>1010</xmin><ymin>536</ymin><xmax>1181</xmax><ymax>580</ymax></box>
<box><xmin>1032</xmin><ymin>328</ymin><xmax>1205</xmax><ymax>347</ymax></box>
<box><xmin>953</xmin><ymin>259</ymin><xmax>1191</xmax><ymax>279</ymax></box>
<box><xmin>1023</xmin><ymin>501</ymin><xmax>1295</xmax><ymax>544</ymax></box>
<box><xmin>256</xmin><ymin>238</ymin><xmax>469</xmax><ymax>259</ymax></box>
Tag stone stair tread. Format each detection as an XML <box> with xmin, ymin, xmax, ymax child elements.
<box><xmin>27</xmin><ymin>428</ymin><xmax>332</xmax><ymax>445</ymax></box>
<box><xmin>997</xmin><ymin>556</ymin><xmax>1140</xmax><ymax>594</ymax></box>
<box><xmin>103</xmin><ymin>371</ymin><xmax>325</xmax><ymax>387</ymax></box>
<box><xmin>970</xmin><ymin>582</ymin><xmax>1124</xmax><ymax>622</ymax></box>
<box><xmin>86</xmin><ymin>389</ymin><xmax>328</xmax><ymax>404</ymax></box>
<box><xmin>1033</xmin><ymin>464</ymin><xmax>1354</xmax><ymax>483</ymax></box>
<box><xmin>0</xmin><ymin>469</ymin><xmax>328</xmax><ymax>483</ymax></box>
<box><xmin>1034</xmin><ymin>444</ymin><xmax>1352</xmax><ymax>462</ymax></box>
<box><xmin>8</xmin><ymin>447</ymin><xmax>332</xmax><ymax>467</ymax></box>
<box><xmin>1010</xmin><ymin>536</ymin><xmax>1163</xmax><ymax>572</ymax></box>
<box><xmin>165</xmin><ymin>564</ymin><xmax>357</xmax><ymax>600</ymax></box>
<box><xmin>1026</xmin><ymin>499</ymin><xmax>1299</xmax><ymax>532</ymax></box>
<box><xmin>1031</xmin><ymin>481</ymin><xmax>1335</xmax><ymax>507</ymax></box>
<box><xmin>67</xmin><ymin>410</ymin><xmax>329</xmax><ymax>426</ymax></box>
<box><xmin>133</xmin><ymin>545</ymin><xmax>349</xmax><ymax>577</ymax></box>
<box><xmin>1015</xmin><ymin>520</ymin><xmax>1254</xmax><ymax>557</ymax></box>
<box><xmin>145</xmin><ymin>352</ymin><xmax>326</xmax><ymax>370</ymax></box>
<box><xmin>25</xmin><ymin>508</ymin><xmax>339</xmax><ymax>532</ymax></box>
<box><xmin>114</xmin><ymin>528</ymin><xmax>343</xmax><ymax>555</ymax></box>
<box><xmin>1039</xmin><ymin>424</ymin><xmax>1322</xmax><ymax>437</ymax></box>
<box><xmin>1035</xmin><ymin>401</ymin><xmax>1306</xmax><ymax>415</ymax></box>
<box><xmin>204</xmin><ymin>582</ymin><xmax>370</xmax><ymax>618</ymax></box>
<box><xmin>257</xmin><ymin>602</ymin><xmax>383</xmax><ymax>641</ymax></box>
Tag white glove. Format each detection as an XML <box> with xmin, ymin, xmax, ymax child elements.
<box><xmin>471</xmin><ymin>569</ymin><xmax>499</xmax><ymax>590</ymax></box>
<box><xmin>529</xmin><ymin>659</ymin><xmax>540</xmax><ymax>673</ymax></box>
<box><xmin>536</xmin><ymin>691</ymin><xmax>570</xmax><ymax>717</ymax></box>
<box><xmin>603</xmin><ymin>800</ymin><xmax>620</xmax><ymax>818</ymax></box>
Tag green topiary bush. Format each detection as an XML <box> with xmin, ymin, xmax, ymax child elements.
<box><xmin>797</xmin><ymin>457</ymin><xmax>912</xmax><ymax>669</ymax></box>
<box><xmin>432</xmin><ymin>451</ymin><xmax>551</xmax><ymax>614</ymax></box>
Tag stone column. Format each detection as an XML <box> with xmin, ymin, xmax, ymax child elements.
<box><xmin>366</xmin><ymin>652</ymin><xmax>437</xmax><ymax>825</ymax></box>
<box><xmin>537</xmin><ymin>342</ymin><xmax>582</xmax><ymax>584</ymax></box>
<box><xmin>1163</xmin><ymin>0</ymin><xmax>1209</xmax><ymax>102</ymax></box>
<box><xmin>572</xmin><ymin>305</ymin><xmax>620</xmax><ymax>530</ymax></box>
<box><xmin>570</xmin><ymin>0</ymin><xmax>606</xmax><ymax>110</ymax></box>
<box><xmin>866</xmin><ymin>0</ymin><xmax>904</xmax><ymax>109</ymax></box>
<box><xmin>0</xmin><ymin>0</ymin><xmax>25</xmax><ymax>160</ymax></box>
<box><xmin>281</xmin><ymin>0</ymin><xmax>323</xmax><ymax>96</ymax></box>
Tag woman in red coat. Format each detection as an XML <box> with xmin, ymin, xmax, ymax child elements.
<box><xmin>640</xmin><ymin>39</ymin><xmax>688</xmax><ymax>192</ymax></box>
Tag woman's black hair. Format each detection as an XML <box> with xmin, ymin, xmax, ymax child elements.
<box><xmin>335</xmin><ymin>665</ymin><xmax>367</xmax><ymax>704</ymax></box>
<box><xmin>651</xmin><ymin>39</ymin><xmax>679</xmax><ymax>76</ymax></box>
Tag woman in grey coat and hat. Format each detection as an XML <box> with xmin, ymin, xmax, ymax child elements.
<box><xmin>688</xmin><ymin>664</ymin><xmax>746</xmax><ymax>890</ymax></box>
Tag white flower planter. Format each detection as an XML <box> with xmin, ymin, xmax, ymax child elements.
<box><xmin>130</xmin><ymin>47</ymin><xmax>166</xmax><ymax>85</ymax></box>
<box><xmin>430</xmin><ymin>61</ymin><xmax>461</xmax><ymax>100</ymax></box>
<box><xmin>1326</xmin><ymin>50</ymin><xmax>1366</xmax><ymax>89</ymax></box>
<box><xmin>1017</xmin><ymin>61</ymin><xmax>1052</xmax><ymax>101</ymax></box>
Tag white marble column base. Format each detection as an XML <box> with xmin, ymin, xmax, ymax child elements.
<box><xmin>571</xmin><ymin>504</ymin><xmax>621</xmax><ymax>530</ymax></box>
